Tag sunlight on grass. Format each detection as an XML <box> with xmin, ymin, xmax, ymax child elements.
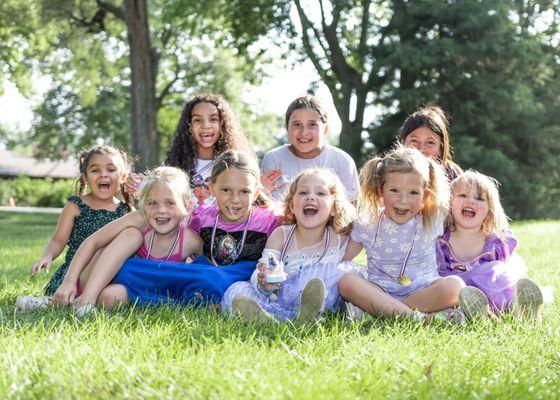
<box><xmin>0</xmin><ymin>212</ymin><xmax>559</xmax><ymax>398</ymax></box>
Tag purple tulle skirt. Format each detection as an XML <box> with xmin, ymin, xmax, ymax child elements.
<box><xmin>440</xmin><ymin>254</ymin><xmax>527</xmax><ymax>313</ymax></box>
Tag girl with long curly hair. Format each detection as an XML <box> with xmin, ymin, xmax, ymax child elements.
<box><xmin>125</xmin><ymin>93</ymin><xmax>250</xmax><ymax>206</ymax></box>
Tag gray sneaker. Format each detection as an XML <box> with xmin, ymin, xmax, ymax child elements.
<box><xmin>297</xmin><ymin>278</ymin><xmax>326</xmax><ymax>323</ymax></box>
<box><xmin>459</xmin><ymin>286</ymin><xmax>492</xmax><ymax>322</ymax></box>
<box><xmin>513</xmin><ymin>277</ymin><xmax>543</xmax><ymax>323</ymax></box>
<box><xmin>231</xmin><ymin>296</ymin><xmax>274</xmax><ymax>323</ymax></box>
<box><xmin>15</xmin><ymin>296</ymin><xmax>51</xmax><ymax>311</ymax></box>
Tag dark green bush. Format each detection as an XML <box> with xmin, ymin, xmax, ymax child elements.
<box><xmin>0</xmin><ymin>176</ymin><xmax>74</xmax><ymax>207</ymax></box>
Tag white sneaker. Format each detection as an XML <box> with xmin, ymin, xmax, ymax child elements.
<box><xmin>15</xmin><ymin>296</ymin><xmax>51</xmax><ymax>311</ymax></box>
<box><xmin>74</xmin><ymin>303</ymin><xmax>98</xmax><ymax>318</ymax></box>
<box><xmin>231</xmin><ymin>296</ymin><xmax>274</xmax><ymax>323</ymax></box>
<box><xmin>459</xmin><ymin>286</ymin><xmax>493</xmax><ymax>322</ymax></box>
<box><xmin>513</xmin><ymin>278</ymin><xmax>543</xmax><ymax>323</ymax></box>
<box><xmin>297</xmin><ymin>278</ymin><xmax>326</xmax><ymax>323</ymax></box>
<box><xmin>345</xmin><ymin>301</ymin><xmax>365</xmax><ymax>323</ymax></box>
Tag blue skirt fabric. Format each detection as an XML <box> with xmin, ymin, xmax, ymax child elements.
<box><xmin>113</xmin><ymin>256</ymin><xmax>256</xmax><ymax>306</ymax></box>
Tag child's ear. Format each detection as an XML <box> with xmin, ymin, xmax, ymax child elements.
<box><xmin>80</xmin><ymin>172</ymin><xmax>87</xmax><ymax>187</ymax></box>
<box><xmin>208</xmin><ymin>182</ymin><xmax>215</xmax><ymax>196</ymax></box>
<box><xmin>323</xmin><ymin>123</ymin><xmax>329</xmax><ymax>136</ymax></box>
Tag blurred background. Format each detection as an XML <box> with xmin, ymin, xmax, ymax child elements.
<box><xmin>0</xmin><ymin>0</ymin><xmax>559</xmax><ymax>219</ymax></box>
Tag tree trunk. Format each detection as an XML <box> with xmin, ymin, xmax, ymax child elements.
<box><xmin>124</xmin><ymin>0</ymin><xmax>159</xmax><ymax>170</ymax></box>
<box><xmin>336</xmin><ymin>87</ymin><xmax>367</xmax><ymax>166</ymax></box>
<box><xmin>338</xmin><ymin>118</ymin><xmax>364</xmax><ymax>165</ymax></box>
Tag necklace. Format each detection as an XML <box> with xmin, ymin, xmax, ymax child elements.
<box><xmin>280</xmin><ymin>224</ymin><xmax>330</xmax><ymax>265</ymax></box>
<box><xmin>191</xmin><ymin>159</ymin><xmax>215</xmax><ymax>187</ymax></box>
<box><xmin>146</xmin><ymin>226</ymin><xmax>181</xmax><ymax>263</ymax></box>
<box><xmin>209</xmin><ymin>208</ymin><xmax>253</xmax><ymax>266</ymax></box>
<box><xmin>369</xmin><ymin>211</ymin><xmax>418</xmax><ymax>286</ymax></box>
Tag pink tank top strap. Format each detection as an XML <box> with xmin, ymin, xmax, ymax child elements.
<box><xmin>136</xmin><ymin>227</ymin><xmax>152</xmax><ymax>259</ymax></box>
<box><xmin>171</xmin><ymin>221</ymin><xmax>186</xmax><ymax>261</ymax></box>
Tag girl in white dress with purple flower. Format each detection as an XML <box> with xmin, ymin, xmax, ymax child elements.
<box><xmin>222</xmin><ymin>167</ymin><xmax>358</xmax><ymax>322</ymax></box>
<box><xmin>339</xmin><ymin>145</ymin><xmax>465</xmax><ymax>324</ymax></box>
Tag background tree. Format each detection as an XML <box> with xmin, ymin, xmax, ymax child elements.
<box><xmin>369</xmin><ymin>0</ymin><xmax>560</xmax><ymax>218</ymax></box>
<box><xmin>229</xmin><ymin>0</ymin><xmax>560</xmax><ymax>218</ymax></box>
<box><xmin>4</xmin><ymin>0</ymin><xmax>281</xmax><ymax>169</ymax></box>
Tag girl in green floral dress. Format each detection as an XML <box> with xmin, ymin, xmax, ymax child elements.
<box><xmin>16</xmin><ymin>144</ymin><xmax>133</xmax><ymax>310</ymax></box>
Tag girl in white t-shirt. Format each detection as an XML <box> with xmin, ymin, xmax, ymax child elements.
<box><xmin>261</xmin><ymin>95</ymin><xmax>359</xmax><ymax>202</ymax></box>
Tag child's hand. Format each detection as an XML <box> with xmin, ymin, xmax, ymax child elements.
<box><xmin>30</xmin><ymin>256</ymin><xmax>53</xmax><ymax>276</ymax></box>
<box><xmin>260</xmin><ymin>170</ymin><xmax>285</xmax><ymax>195</ymax></box>
<box><xmin>124</xmin><ymin>172</ymin><xmax>145</xmax><ymax>197</ymax></box>
<box><xmin>257</xmin><ymin>263</ymin><xmax>277</xmax><ymax>292</ymax></box>
<box><xmin>52</xmin><ymin>282</ymin><xmax>78</xmax><ymax>307</ymax></box>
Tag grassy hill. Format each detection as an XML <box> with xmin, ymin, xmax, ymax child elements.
<box><xmin>0</xmin><ymin>212</ymin><xmax>558</xmax><ymax>399</ymax></box>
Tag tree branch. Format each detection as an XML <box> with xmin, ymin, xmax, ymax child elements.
<box><xmin>322</xmin><ymin>17</ymin><xmax>362</xmax><ymax>88</ymax></box>
<box><xmin>293</xmin><ymin>0</ymin><xmax>334</xmax><ymax>93</ymax></box>
<box><xmin>357</xmin><ymin>0</ymin><xmax>371</xmax><ymax>67</ymax></box>
<box><xmin>96</xmin><ymin>0</ymin><xmax>125</xmax><ymax>21</ymax></box>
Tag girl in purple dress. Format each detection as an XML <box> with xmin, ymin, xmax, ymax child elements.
<box><xmin>436</xmin><ymin>170</ymin><xmax>543</xmax><ymax>322</ymax></box>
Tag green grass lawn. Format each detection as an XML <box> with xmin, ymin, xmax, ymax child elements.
<box><xmin>1</xmin><ymin>212</ymin><xmax>559</xmax><ymax>399</ymax></box>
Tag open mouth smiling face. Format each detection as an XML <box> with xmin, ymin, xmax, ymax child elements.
<box><xmin>381</xmin><ymin>172</ymin><xmax>425</xmax><ymax>224</ymax></box>
<box><xmin>451</xmin><ymin>184</ymin><xmax>489</xmax><ymax>230</ymax></box>
<box><xmin>291</xmin><ymin>174</ymin><xmax>334</xmax><ymax>229</ymax></box>
<box><xmin>144</xmin><ymin>185</ymin><xmax>185</xmax><ymax>234</ymax></box>
<box><xmin>85</xmin><ymin>153</ymin><xmax>125</xmax><ymax>200</ymax></box>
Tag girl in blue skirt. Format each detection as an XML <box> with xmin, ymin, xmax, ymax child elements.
<box><xmin>52</xmin><ymin>166</ymin><xmax>203</xmax><ymax>315</ymax></box>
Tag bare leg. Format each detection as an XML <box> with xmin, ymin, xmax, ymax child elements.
<box><xmin>403</xmin><ymin>276</ymin><xmax>464</xmax><ymax>312</ymax></box>
<box><xmin>338</xmin><ymin>274</ymin><xmax>414</xmax><ymax>317</ymax></box>
<box><xmin>98</xmin><ymin>284</ymin><xmax>129</xmax><ymax>308</ymax></box>
<box><xmin>77</xmin><ymin>227</ymin><xmax>143</xmax><ymax>308</ymax></box>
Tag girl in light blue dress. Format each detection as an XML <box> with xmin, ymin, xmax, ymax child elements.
<box><xmin>222</xmin><ymin>167</ymin><xmax>359</xmax><ymax>322</ymax></box>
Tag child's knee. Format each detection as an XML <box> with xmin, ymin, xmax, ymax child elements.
<box><xmin>120</xmin><ymin>227</ymin><xmax>143</xmax><ymax>244</ymax></box>
<box><xmin>441</xmin><ymin>276</ymin><xmax>465</xmax><ymax>302</ymax></box>
<box><xmin>98</xmin><ymin>285</ymin><xmax>128</xmax><ymax>308</ymax></box>
<box><xmin>338</xmin><ymin>274</ymin><xmax>359</xmax><ymax>299</ymax></box>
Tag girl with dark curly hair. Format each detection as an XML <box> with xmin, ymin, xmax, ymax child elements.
<box><xmin>125</xmin><ymin>93</ymin><xmax>250</xmax><ymax>206</ymax></box>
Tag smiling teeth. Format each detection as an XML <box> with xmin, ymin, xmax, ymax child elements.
<box><xmin>303</xmin><ymin>206</ymin><xmax>318</xmax><ymax>215</ymax></box>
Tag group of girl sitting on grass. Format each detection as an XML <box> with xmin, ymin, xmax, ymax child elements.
<box><xmin>16</xmin><ymin>94</ymin><xmax>545</xmax><ymax>325</ymax></box>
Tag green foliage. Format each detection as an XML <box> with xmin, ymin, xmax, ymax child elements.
<box><xmin>0</xmin><ymin>212</ymin><xmax>559</xmax><ymax>398</ymax></box>
<box><xmin>368</xmin><ymin>0</ymin><xmax>560</xmax><ymax>219</ymax></box>
<box><xmin>0</xmin><ymin>177</ymin><xmax>74</xmax><ymax>207</ymax></box>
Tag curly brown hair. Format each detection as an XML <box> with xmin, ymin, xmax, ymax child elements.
<box><xmin>165</xmin><ymin>93</ymin><xmax>250</xmax><ymax>176</ymax></box>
